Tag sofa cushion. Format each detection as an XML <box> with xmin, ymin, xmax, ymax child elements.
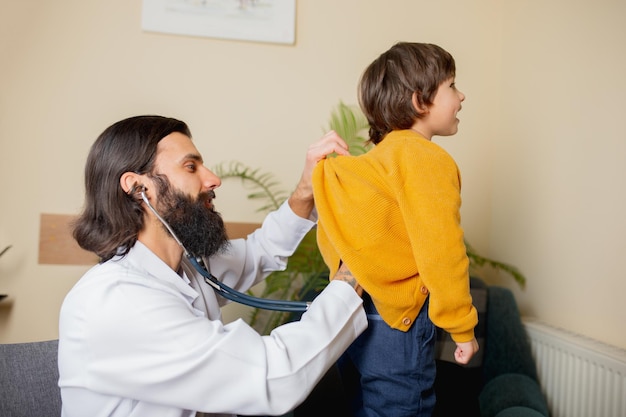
<box><xmin>495</xmin><ymin>406</ymin><xmax>548</xmax><ymax>417</ymax></box>
<box><xmin>479</xmin><ymin>373</ymin><xmax>549</xmax><ymax>417</ymax></box>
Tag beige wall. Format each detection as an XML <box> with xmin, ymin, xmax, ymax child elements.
<box><xmin>1</xmin><ymin>0</ymin><xmax>624</xmax><ymax>349</ymax></box>
<box><xmin>492</xmin><ymin>0</ymin><xmax>626</xmax><ymax>348</ymax></box>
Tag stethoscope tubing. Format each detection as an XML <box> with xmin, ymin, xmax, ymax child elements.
<box><xmin>139</xmin><ymin>188</ymin><xmax>309</xmax><ymax>313</ymax></box>
<box><xmin>187</xmin><ymin>256</ymin><xmax>310</xmax><ymax>313</ymax></box>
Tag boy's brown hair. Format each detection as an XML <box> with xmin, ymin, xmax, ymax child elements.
<box><xmin>358</xmin><ymin>42</ymin><xmax>456</xmax><ymax>144</ymax></box>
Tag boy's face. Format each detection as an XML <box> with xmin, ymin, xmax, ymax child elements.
<box><xmin>415</xmin><ymin>77</ymin><xmax>465</xmax><ymax>139</ymax></box>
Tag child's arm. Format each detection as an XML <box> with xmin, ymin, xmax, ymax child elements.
<box><xmin>454</xmin><ymin>337</ymin><xmax>479</xmax><ymax>364</ymax></box>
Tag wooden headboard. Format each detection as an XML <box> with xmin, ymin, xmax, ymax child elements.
<box><xmin>38</xmin><ymin>213</ymin><xmax>261</xmax><ymax>265</ymax></box>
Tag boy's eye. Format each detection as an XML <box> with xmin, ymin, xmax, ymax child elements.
<box><xmin>185</xmin><ymin>163</ymin><xmax>197</xmax><ymax>172</ymax></box>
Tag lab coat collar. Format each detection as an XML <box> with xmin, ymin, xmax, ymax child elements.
<box><xmin>123</xmin><ymin>241</ymin><xmax>199</xmax><ymax>303</ymax></box>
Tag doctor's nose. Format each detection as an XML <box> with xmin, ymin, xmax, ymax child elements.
<box><xmin>201</xmin><ymin>166</ymin><xmax>222</xmax><ymax>190</ymax></box>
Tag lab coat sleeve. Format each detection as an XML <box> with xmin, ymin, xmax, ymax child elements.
<box><xmin>205</xmin><ymin>280</ymin><xmax>367</xmax><ymax>415</ymax></box>
<box><xmin>209</xmin><ymin>200</ymin><xmax>316</xmax><ymax>295</ymax></box>
<box><xmin>65</xmin><ymin>276</ymin><xmax>365</xmax><ymax>416</ymax></box>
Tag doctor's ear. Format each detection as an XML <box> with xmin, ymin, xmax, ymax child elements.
<box><xmin>120</xmin><ymin>172</ymin><xmax>146</xmax><ymax>200</ymax></box>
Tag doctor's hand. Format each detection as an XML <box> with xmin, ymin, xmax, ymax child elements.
<box><xmin>288</xmin><ymin>130</ymin><xmax>349</xmax><ymax>219</ymax></box>
<box><xmin>330</xmin><ymin>262</ymin><xmax>363</xmax><ymax>296</ymax></box>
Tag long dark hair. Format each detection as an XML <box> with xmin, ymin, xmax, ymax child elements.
<box><xmin>72</xmin><ymin>115</ymin><xmax>191</xmax><ymax>262</ymax></box>
<box><xmin>358</xmin><ymin>42</ymin><xmax>456</xmax><ymax>144</ymax></box>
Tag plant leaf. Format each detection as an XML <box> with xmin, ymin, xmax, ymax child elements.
<box><xmin>212</xmin><ymin>161</ymin><xmax>289</xmax><ymax>212</ymax></box>
<box><xmin>327</xmin><ymin>101</ymin><xmax>372</xmax><ymax>156</ymax></box>
<box><xmin>0</xmin><ymin>245</ymin><xmax>11</xmax><ymax>258</ymax></box>
<box><xmin>465</xmin><ymin>241</ymin><xmax>527</xmax><ymax>289</ymax></box>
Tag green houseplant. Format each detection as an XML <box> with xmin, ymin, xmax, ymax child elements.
<box><xmin>213</xmin><ymin>102</ymin><xmax>525</xmax><ymax>334</ymax></box>
<box><xmin>0</xmin><ymin>245</ymin><xmax>10</xmax><ymax>259</ymax></box>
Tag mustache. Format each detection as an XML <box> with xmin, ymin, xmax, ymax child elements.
<box><xmin>198</xmin><ymin>190</ymin><xmax>216</xmax><ymax>203</ymax></box>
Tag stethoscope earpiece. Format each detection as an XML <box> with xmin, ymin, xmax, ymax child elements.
<box><xmin>128</xmin><ymin>183</ymin><xmax>148</xmax><ymax>201</ymax></box>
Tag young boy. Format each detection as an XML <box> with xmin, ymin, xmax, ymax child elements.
<box><xmin>312</xmin><ymin>42</ymin><xmax>479</xmax><ymax>416</ymax></box>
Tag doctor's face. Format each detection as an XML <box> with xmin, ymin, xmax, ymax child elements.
<box><xmin>153</xmin><ymin>132</ymin><xmax>222</xmax><ymax>203</ymax></box>
<box><xmin>151</xmin><ymin>132</ymin><xmax>229</xmax><ymax>257</ymax></box>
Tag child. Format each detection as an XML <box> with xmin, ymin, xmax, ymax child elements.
<box><xmin>312</xmin><ymin>42</ymin><xmax>479</xmax><ymax>416</ymax></box>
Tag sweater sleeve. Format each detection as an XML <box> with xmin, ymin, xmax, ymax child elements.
<box><xmin>398</xmin><ymin>143</ymin><xmax>477</xmax><ymax>342</ymax></box>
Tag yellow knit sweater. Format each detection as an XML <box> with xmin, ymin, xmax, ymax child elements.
<box><xmin>312</xmin><ymin>130</ymin><xmax>477</xmax><ymax>342</ymax></box>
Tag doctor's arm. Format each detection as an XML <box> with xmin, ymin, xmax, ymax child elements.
<box><xmin>288</xmin><ymin>130</ymin><xmax>349</xmax><ymax>219</ymax></box>
<box><xmin>209</xmin><ymin>131</ymin><xmax>349</xmax><ymax>291</ymax></box>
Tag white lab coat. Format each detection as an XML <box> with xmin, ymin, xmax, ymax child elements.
<box><xmin>58</xmin><ymin>202</ymin><xmax>367</xmax><ymax>417</ymax></box>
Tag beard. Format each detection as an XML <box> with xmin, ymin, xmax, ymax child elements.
<box><xmin>156</xmin><ymin>181</ymin><xmax>230</xmax><ymax>258</ymax></box>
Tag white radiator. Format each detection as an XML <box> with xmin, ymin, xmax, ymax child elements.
<box><xmin>523</xmin><ymin>318</ymin><xmax>626</xmax><ymax>417</ymax></box>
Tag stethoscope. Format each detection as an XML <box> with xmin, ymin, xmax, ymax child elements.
<box><xmin>140</xmin><ymin>188</ymin><xmax>310</xmax><ymax>313</ymax></box>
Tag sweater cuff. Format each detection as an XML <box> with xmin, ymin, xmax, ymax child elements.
<box><xmin>450</xmin><ymin>329</ymin><xmax>476</xmax><ymax>344</ymax></box>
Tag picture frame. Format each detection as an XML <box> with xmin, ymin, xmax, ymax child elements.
<box><xmin>142</xmin><ymin>0</ymin><xmax>297</xmax><ymax>45</ymax></box>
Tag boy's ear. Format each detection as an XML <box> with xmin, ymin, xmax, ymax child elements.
<box><xmin>412</xmin><ymin>92</ymin><xmax>429</xmax><ymax>115</ymax></box>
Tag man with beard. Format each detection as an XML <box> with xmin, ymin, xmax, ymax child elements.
<box><xmin>58</xmin><ymin>115</ymin><xmax>367</xmax><ymax>417</ymax></box>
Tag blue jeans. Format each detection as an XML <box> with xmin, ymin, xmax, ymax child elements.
<box><xmin>338</xmin><ymin>295</ymin><xmax>436</xmax><ymax>417</ymax></box>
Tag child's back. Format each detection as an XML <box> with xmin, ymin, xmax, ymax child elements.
<box><xmin>313</xmin><ymin>129</ymin><xmax>475</xmax><ymax>335</ymax></box>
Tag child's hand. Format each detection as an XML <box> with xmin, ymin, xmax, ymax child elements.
<box><xmin>454</xmin><ymin>338</ymin><xmax>479</xmax><ymax>364</ymax></box>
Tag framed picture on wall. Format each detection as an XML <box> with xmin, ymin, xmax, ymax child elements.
<box><xmin>142</xmin><ymin>0</ymin><xmax>297</xmax><ymax>45</ymax></box>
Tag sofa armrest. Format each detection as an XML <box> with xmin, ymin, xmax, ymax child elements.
<box><xmin>482</xmin><ymin>287</ymin><xmax>538</xmax><ymax>382</ymax></box>
<box><xmin>479</xmin><ymin>373</ymin><xmax>549</xmax><ymax>417</ymax></box>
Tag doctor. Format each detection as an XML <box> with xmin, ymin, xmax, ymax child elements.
<box><xmin>58</xmin><ymin>115</ymin><xmax>367</xmax><ymax>417</ymax></box>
